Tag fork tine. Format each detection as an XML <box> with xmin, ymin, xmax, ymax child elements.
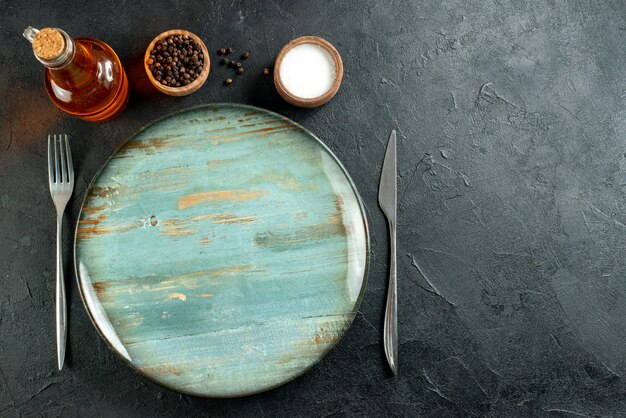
<box><xmin>47</xmin><ymin>135</ymin><xmax>54</xmax><ymax>185</ymax></box>
<box><xmin>53</xmin><ymin>134</ymin><xmax>60</xmax><ymax>183</ymax></box>
<box><xmin>64</xmin><ymin>135</ymin><xmax>73</xmax><ymax>183</ymax></box>
<box><xmin>59</xmin><ymin>135</ymin><xmax>67</xmax><ymax>183</ymax></box>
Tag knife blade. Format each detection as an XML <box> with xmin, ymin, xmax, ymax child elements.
<box><xmin>378</xmin><ymin>129</ymin><xmax>397</xmax><ymax>375</ymax></box>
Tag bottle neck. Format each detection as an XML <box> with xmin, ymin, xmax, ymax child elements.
<box><xmin>48</xmin><ymin>41</ymin><xmax>99</xmax><ymax>92</ymax></box>
<box><xmin>23</xmin><ymin>27</ymin><xmax>76</xmax><ymax>69</ymax></box>
<box><xmin>40</xmin><ymin>30</ymin><xmax>76</xmax><ymax>69</ymax></box>
<box><xmin>24</xmin><ymin>27</ymin><xmax>96</xmax><ymax>89</ymax></box>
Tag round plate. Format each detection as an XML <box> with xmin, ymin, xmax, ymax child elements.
<box><xmin>74</xmin><ymin>104</ymin><xmax>369</xmax><ymax>397</ymax></box>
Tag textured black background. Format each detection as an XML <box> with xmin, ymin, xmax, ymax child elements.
<box><xmin>2</xmin><ymin>0</ymin><xmax>626</xmax><ymax>416</ymax></box>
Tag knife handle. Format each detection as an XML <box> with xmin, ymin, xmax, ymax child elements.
<box><xmin>383</xmin><ymin>219</ymin><xmax>397</xmax><ymax>375</ymax></box>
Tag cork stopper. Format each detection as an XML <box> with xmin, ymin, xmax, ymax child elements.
<box><xmin>32</xmin><ymin>28</ymin><xmax>65</xmax><ymax>60</ymax></box>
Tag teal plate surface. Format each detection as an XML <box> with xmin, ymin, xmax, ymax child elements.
<box><xmin>74</xmin><ymin>104</ymin><xmax>369</xmax><ymax>397</ymax></box>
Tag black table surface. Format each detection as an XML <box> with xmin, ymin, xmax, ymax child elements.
<box><xmin>2</xmin><ymin>1</ymin><xmax>626</xmax><ymax>416</ymax></box>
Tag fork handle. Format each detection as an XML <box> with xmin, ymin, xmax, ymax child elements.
<box><xmin>56</xmin><ymin>214</ymin><xmax>67</xmax><ymax>371</ymax></box>
<box><xmin>383</xmin><ymin>218</ymin><xmax>397</xmax><ymax>375</ymax></box>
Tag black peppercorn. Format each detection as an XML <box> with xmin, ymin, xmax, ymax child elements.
<box><xmin>225</xmin><ymin>77</ymin><xmax>233</xmax><ymax>85</ymax></box>
<box><xmin>220</xmin><ymin>58</ymin><xmax>229</xmax><ymax>66</ymax></box>
<box><xmin>235</xmin><ymin>62</ymin><xmax>242</xmax><ymax>68</ymax></box>
<box><xmin>263</xmin><ymin>67</ymin><xmax>270</xmax><ymax>76</ymax></box>
<box><xmin>236</xmin><ymin>67</ymin><xmax>244</xmax><ymax>75</ymax></box>
<box><xmin>241</xmin><ymin>52</ymin><xmax>250</xmax><ymax>60</ymax></box>
<box><xmin>226</xmin><ymin>47</ymin><xmax>234</xmax><ymax>54</ymax></box>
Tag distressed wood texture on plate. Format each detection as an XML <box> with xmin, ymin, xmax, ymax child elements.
<box><xmin>74</xmin><ymin>104</ymin><xmax>369</xmax><ymax>397</ymax></box>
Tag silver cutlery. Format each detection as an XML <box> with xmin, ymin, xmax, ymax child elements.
<box><xmin>378</xmin><ymin>129</ymin><xmax>397</xmax><ymax>375</ymax></box>
<box><xmin>48</xmin><ymin>134</ymin><xmax>74</xmax><ymax>370</ymax></box>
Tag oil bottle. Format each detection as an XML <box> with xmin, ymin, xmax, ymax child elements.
<box><xmin>23</xmin><ymin>27</ymin><xmax>129</xmax><ymax>122</ymax></box>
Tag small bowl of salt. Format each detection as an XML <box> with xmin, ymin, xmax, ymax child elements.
<box><xmin>274</xmin><ymin>36</ymin><xmax>343</xmax><ymax>108</ymax></box>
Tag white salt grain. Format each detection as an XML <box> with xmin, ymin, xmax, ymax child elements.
<box><xmin>279</xmin><ymin>43</ymin><xmax>336</xmax><ymax>99</ymax></box>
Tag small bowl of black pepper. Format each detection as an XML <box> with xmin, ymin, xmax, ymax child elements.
<box><xmin>144</xmin><ymin>29</ymin><xmax>210</xmax><ymax>96</ymax></box>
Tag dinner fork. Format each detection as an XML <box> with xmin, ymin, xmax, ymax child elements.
<box><xmin>48</xmin><ymin>134</ymin><xmax>74</xmax><ymax>371</ymax></box>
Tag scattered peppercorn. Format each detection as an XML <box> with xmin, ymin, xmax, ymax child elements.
<box><xmin>148</xmin><ymin>34</ymin><xmax>204</xmax><ymax>88</ymax></box>
<box><xmin>263</xmin><ymin>67</ymin><xmax>270</xmax><ymax>76</ymax></box>
<box><xmin>217</xmin><ymin>47</ymin><xmax>252</xmax><ymax>79</ymax></box>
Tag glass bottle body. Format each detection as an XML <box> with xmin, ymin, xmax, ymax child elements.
<box><xmin>44</xmin><ymin>37</ymin><xmax>129</xmax><ymax>122</ymax></box>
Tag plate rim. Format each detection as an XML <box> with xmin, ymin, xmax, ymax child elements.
<box><xmin>73</xmin><ymin>103</ymin><xmax>371</xmax><ymax>398</ymax></box>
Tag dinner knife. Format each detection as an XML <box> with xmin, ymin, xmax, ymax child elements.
<box><xmin>378</xmin><ymin>129</ymin><xmax>397</xmax><ymax>375</ymax></box>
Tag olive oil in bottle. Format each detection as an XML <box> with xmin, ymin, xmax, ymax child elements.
<box><xmin>23</xmin><ymin>26</ymin><xmax>129</xmax><ymax>122</ymax></box>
